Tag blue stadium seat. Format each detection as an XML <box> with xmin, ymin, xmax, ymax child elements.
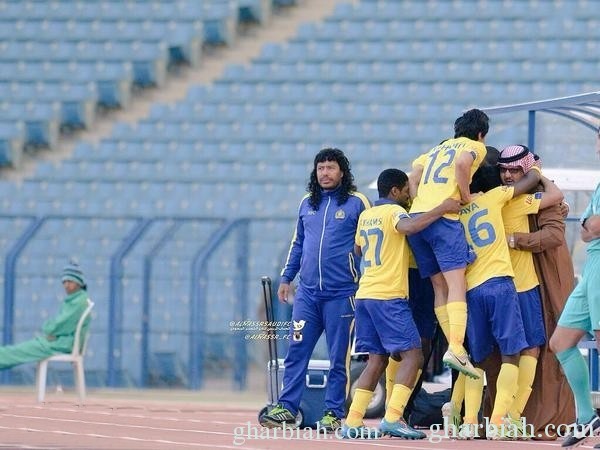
<box><xmin>238</xmin><ymin>0</ymin><xmax>271</xmax><ymax>24</ymax></box>
<box><xmin>0</xmin><ymin>101</ymin><xmax>59</xmax><ymax>148</ymax></box>
<box><xmin>0</xmin><ymin>0</ymin><xmax>597</xmax><ymax>389</ymax></box>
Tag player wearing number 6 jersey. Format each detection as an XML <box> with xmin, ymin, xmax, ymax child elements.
<box><xmin>407</xmin><ymin>109</ymin><xmax>489</xmax><ymax>380</ymax></box>
<box><xmin>341</xmin><ymin>169</ymin><xmax>460</xmax><ymax>439</ymax></box>
<box><xmin>456</xmin><ymin>162</ymin><xmax>562</xmax><ymax>438</ymax></box>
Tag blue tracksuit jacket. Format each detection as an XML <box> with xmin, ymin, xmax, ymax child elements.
<box><xmin>281</xmin><ymin>187</ymin><xmax>370</xmax><ymax>297</ymax></box>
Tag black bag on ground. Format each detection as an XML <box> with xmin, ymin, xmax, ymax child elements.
<box><xmin>407</xmin><ymin>388</ymin><xmax>451</xmax><ymax>427</ymax></box>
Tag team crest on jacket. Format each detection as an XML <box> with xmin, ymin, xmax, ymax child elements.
<box><xmin>293</xmin><ymin>320</ymin><xmax>305</xmax><ymax>342</ymax></box>
<box><xmin>335</xmin><ymin>209</ymin><xmax>345</xmax><ymax>219</ymax></box>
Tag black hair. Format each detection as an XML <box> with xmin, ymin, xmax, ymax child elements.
<box><xmin>470</xmin><ymin>145</ymin><xmax>502</xmax><ymax>193</ymax></box>
<box><xmin>454</xmin><ymin>109</ymin><xmax>490</xmax><ymax>141</ymax></box>
<box><xmin>470</xmin><ymin>166</ymin><xmax>502</xmax><ymax>193</ymax></box>
<box><xmin>377</xmin><ymin>168</ymin><xmax>408</xmax><ymax>198</ymax></box>
<box><xmin>307</xmin><ymin>148</ymin><xmax>357</xmax><ymax>209</ymax></box>
<box><xmin>483</xmin><ymin>146</ymin><xmax>500</xmax><ymax>167</ymax></box>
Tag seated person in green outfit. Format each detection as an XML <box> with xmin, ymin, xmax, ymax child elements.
<box><xmin>0</xmin><ymin>261</ymin><xmax>91</xmax><ymax>369</ymax></box>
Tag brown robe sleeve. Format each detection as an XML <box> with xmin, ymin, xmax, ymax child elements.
<box><xmin>512</xmin><ymin>203</ymin><xmax>566</xmax><ymax>253</ymax></box>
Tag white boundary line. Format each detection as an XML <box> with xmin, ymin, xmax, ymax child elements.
<box><xmin>0</xmin><ymin>425</ymin><xmax>261</xmax><ymax>450</ymax></box>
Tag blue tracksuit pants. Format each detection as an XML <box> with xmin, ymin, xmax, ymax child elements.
<box><xmin>278</xmin><ymin>289</ymin><xmax>355</xmax><ymax>419</ymax></box>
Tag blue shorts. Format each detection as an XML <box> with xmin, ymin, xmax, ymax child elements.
<box><xmin>558</xmin><ymin>254</ymin><xmax>600</xmax><ymax>333</ymax></box>
<box><xmin>518</xmin><ymin>286</ymin><xmax>546</xmax><ymax>348</ymax></box>
<box><xmin>408</xmin><ymin>268</ymin><xmax>436</xmax><ymax>340</ymax></box>
<box><xmin>354</xmin><ymin>298</ymin><xmax>421</xmax><ymax>355</ymax></box>
<box><xmin>407</xmin><ymin>216</ymin><xmax>476</xmax><ymax>278</ymax></box>
<box><xmin>465</xmin><ymin>277</ymin><xmax>528</xmax><ymax>363</ymax></box>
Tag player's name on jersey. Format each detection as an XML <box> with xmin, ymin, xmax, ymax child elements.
<box><xmin>360</xmin><ymin>217</ymin><xmax>383</xmax><ymax>227</ymax></box>
<box><xmin>459</xmin><ymin>202</ymin><xmax>482</xmax><ymax>215</ymax></box>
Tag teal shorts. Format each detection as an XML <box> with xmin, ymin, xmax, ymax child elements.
<box><xmin>558</xmin><ymin>253</ymin><xmax>600</xmax><ymax>333</ymax></box>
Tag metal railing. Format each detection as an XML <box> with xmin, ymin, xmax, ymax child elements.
<box><xmin>1</xmin><ymin>214</ymin><xmax>293</xmax><ymax>389</ymax></box>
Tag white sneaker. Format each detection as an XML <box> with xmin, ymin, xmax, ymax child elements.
<box><xmin>458</xmin><ymin>423</ymin><xmax>480</xmax><ymax>440</ymax></box>
<box><xmin>504</xmin><ymin>416</ymin><xmax>533</xmax><ymax>440</ymax></box>
<box><xmin>442</xmin><ymin>350</ymin><xmax>480</xmax><ymax>379</ymax></box>
<box><xmin>486</xmin><ymin>423</ymin><xmax>516</xmax><ymax>441</ymax></box>
<box><xmin>441</xmin><ymin>401</ymin><xmax>462</xmax><ymax>432</ymax></box>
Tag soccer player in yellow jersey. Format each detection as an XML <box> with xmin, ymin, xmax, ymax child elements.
<box><xmin>441</xmin><ymin>146</ymin><xmax>501</xmax><ymax>431</ymax></box>
<box><xmin>497</xmin><ymin>145</ymin><xmax>564</xmax><ymax>432</ymax></box>
<box><xmin>341</xmin><ymin>169</ymin><xmax>460</xmax><ymax>439</ymax></box>
<box><xmin>455</xmin><ymin>159</ymin><xmax>562</xmax><ymax>440</ymax></box>
<box><xmin>408</xmin><ymin>109</ymin><xmax>489</xmax><ymax>379</ymax></box>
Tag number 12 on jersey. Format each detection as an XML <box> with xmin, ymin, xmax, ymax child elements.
<box><xmin>423</xmin><ymin>148</ymin><xmax>456</xmax><ymax>184</ymax></box>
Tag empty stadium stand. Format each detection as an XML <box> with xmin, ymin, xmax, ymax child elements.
<box><xmin>0</xmin><ymin>0</ymin><xmax>597</xmax><ymax>388</ymax></box>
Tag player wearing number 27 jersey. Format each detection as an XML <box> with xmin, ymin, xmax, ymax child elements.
<box><xmin>342</xmin><ymin>169</ymin><xmax>459</xmax><ymax>440</ymax></box>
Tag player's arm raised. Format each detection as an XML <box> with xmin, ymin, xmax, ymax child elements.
<box><xmin>396</xmin><ymin>198</ymin><xmax>461</xmax><ymax>236</ymax></box>
<box><xmin>538</xmin><ymin>176</ymin><xmax>564</xmax><ymax>209</ymax></box>
<box><xmin>511</xmin><ymin>167</ymin><xmax>542</xmax><ymax>197</ymax></box>
<box><xmin>510</xmin><ymin>170</ymin><xmax>562</xmax><ymax>207</ymax></box>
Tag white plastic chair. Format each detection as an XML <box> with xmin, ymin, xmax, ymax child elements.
<box><xmin>36</xmin><ymin>299</ymin><xmax>94</xmax><ymax>403</ymax></box>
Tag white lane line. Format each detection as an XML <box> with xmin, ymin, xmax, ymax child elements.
<box><xmin>21</xmin><ymin>405</ymin><xmax>255</xmax><ymax>417</ymax></box>
<box><xmin>0</xmin><ymin>413</ymin><xmax>234</xmax><ymax>436</ymax></box>
<box><xmin>0</xmin><ymin>445</ymin><xmax>57</xmax><ymax>449</ymax></box>
<box><xmin>0</xmin><ymin>414</ymin><xmax>458</xmax><ymax>449</ymax></box>
<box><xmin>0</xmin><ymin>413</ymin><xmax>499</xmax><ymax>449</ymax></box>
<box><xmin>0</xmin><ymin>425</ymin><xmax>262</xmax><ymax>450</ymax></box>
<box><xmin>11</xmin><ymin>406</ymin><xmax>250</xmax><ymax>427</ymax></box>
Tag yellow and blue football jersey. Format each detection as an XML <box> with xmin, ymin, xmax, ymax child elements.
<box><xmin>502</xmin><ymin>192</ymin><xmax>542</xmax><ymax>292</ymax></box>
<box><xmin>458</xmin><ymin>186</ymin><xmax>515</xmax><ymax>290</ymax></box>
<box><xmin>410</xmin><ymin>137</ymin><xmax>487</xmax><ymax>220</ymax></box>
<box><xmin>355</xmin><ymin>199</ymin><xmax>411</xmax><ymax>300</ymax></box>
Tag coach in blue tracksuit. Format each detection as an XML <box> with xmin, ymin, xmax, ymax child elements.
<box><xmin>261</xmin><ymin>148</ymin><xmax>370</xmax><ymax>431</ymax></box>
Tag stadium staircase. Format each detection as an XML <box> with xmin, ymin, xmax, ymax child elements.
<box><xmin>0</xmin><ymin>0</ymin><xmax>598</xmax><ymax>389</ymax></box>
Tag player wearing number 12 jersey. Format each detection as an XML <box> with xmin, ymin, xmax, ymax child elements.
<box><xmin>341</xmin><ymin>169</ymin><xmax>460</xmax><ymax>440</ymax></box>
<box><xmin>408</xmin><ymin>109</ymin><xmax>489</xmax><ymax>380</ymax></box>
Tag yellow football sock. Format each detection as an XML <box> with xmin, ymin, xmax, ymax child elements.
<box><xmin>491</xmin><ymin>363</ymin><xmax>519</xmax><ymax>425</ymax></box>
<box><xmin>384</xmin><ymin>384</ymin><xmax>412</xmax><ymax>423</ymax></box>
<box><xmin>434</xmin><ymin>305</ymin><xmax>451</xmax><ymax>341</ymax></box>
<box><xmin>346</xmin><ymin>388</ymin><xmax>374</xmax><ymax>427</ymax></box>
<box><xmin>508</xmin><ymin>355</ymin><xmax>537</xmax><ymax>419</ymax></box>
<box><xmin>463</xmin><ymin>368</ymin><xmax>484</xmax><ymax>423</ymax></box>
<box><xmin>451</xmin><ymin>372</ymin><xmax>466</xmax><ymax>410</ymax></box>
<box><xmin>385</xmin><ymin>358</ymin><xmax>401</xmax><ymax>406</ymax></box>
<box><xmin>446</xmin><ymin>301</ymin><xmax>467</xmax><ymax>355</ymax></box>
